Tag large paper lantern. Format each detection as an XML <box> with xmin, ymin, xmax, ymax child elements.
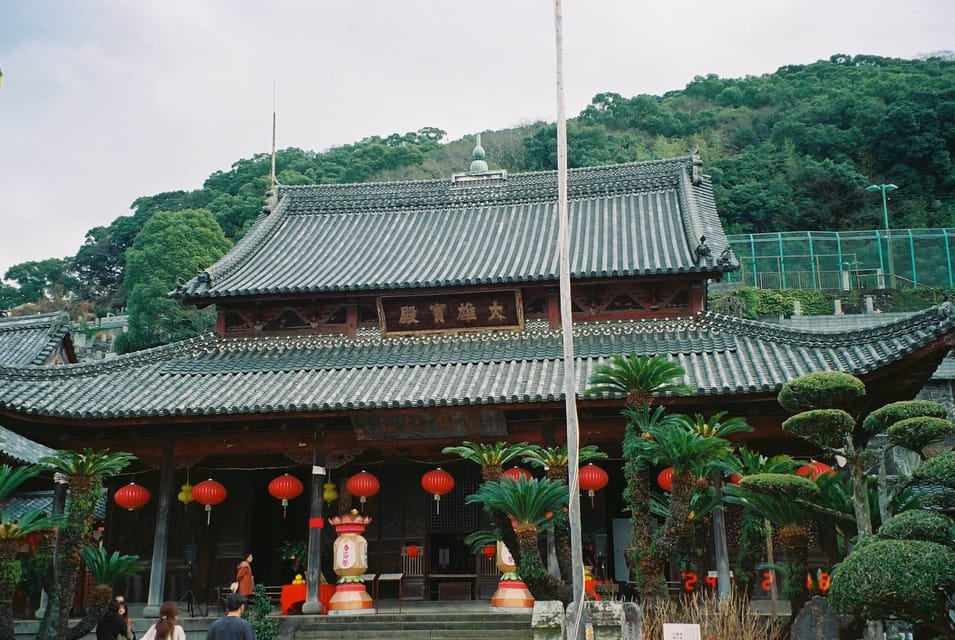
<box><xmin>482</xmin><ymin>543</ymin><xmax>497</xmax><ymax>559</ymax></box>
<box><xmin>405</xmin><ymin>544</ymin><xmax>420</xmax><ymax>558</ymax></box>
<box><xmin>797</xmin><ymin>461</ymin><xmax>834</xmax><ymax>480</ymax></box>
<box><xmin>268</xmin><ymin>473</ymin><xmax>304</xmax><ymax>518</ymax></box>
<box><xmin>421</xmin><ymin>468</ymin><xmax>455</xmax><ymax>514</ymax></box>
<box><xmin>114</xmin><ymin>482</ymin><xmax>150</xmax><ymax>511</ymax></box>
<box><xmin>345</xmin><ymin>470</ymin><xmax>380</xmax><ymax>512</ymax></box>
<box><xmin>503</xmin><ymin>466</ymin><xmax>532</xmax><ymax>482</ymax></box>
<box><xmin>192</xmin><ymin>478</ymin><xmax>227</xmax><ymax>525</ymax></box>
<box><xmin>657</xmin><ymin>467</ymin><xmax>674</xmax><ymax>492</ymax></box>
<box><xmin>579</xmin><ymin>463</ymin><xmax>609</xmax><ymax>507</ymax></box>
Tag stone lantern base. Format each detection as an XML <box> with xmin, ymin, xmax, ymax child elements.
<box><xmin>327</xmin><ymin>582</ymin><xmax>374</xmax><ymax>614</ymax></box>
<box><xmin>491</xmin><ymin>579</ymin><xmax>534</xmax><ymax>610</ymax></box>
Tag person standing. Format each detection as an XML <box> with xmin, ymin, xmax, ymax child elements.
<box><xmin>138</xmin><ymin>601</ymin><xmax>186</xmax><ymax>640</ymax></box>
<box><xmin>235</xmin><ymin>553</ymin><xmax>254</xmax><ymax>596</ymax></box>
<box><xmin>206</xmin><ymin>593</ymin><xmax>255</xmax><ymax>640</ymax></box>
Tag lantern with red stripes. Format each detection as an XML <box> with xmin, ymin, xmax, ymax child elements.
<box><xmin>345</xmin><ymin>470</ymin><xmax>380</xmax><ymax>512</ymax></box>
<box><xmin>421</xmin><ymin>468</ymin><xmax>454</xmax><ymax>514</ymax></box>
<box><xmin>192</xmin><ymin>478</ymin><xmax>227</xmax><ymax>525</ymax></box>
<box><xmin>502</xmin><ymin>466</ymin><xmax>532</xmax><ymax>482</ymax></box>
<box><xmin>657</xmin><ymin>467</ymin><xmax>674</xmax><ymax>492</ymax></box>
<box><xmin>578</xmin><ymin>463</ymin><xmax>609</xmax><ymax>508</ymax></box>
<box><xmin>114</xmin><ymin>482</ymin><xmax>151</xmax><ymax>511</ymax></box>
<box><xmin>268</xmin><ymin>473</ymin><xmax>304</xmax><ymax>518</ymax></box>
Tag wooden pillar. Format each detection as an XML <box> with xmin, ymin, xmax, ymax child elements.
<box><xmin>144</xmin><ymin>438</ymin><xmax>175</xmax><ymax>617</ymax></box>
<box><xmin>302</xmin><ymin>431</ymin><xmax>326</xmax><ymax>614</ymax></box>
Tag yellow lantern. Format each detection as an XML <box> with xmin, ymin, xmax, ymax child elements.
<box><xmin>178</xmin><ymin>483</ymin><xmax>194</xmax><ymax>506</ymax></box>
<box><xmin>322</xmin><ymin>481</ymin><xmax>338</xmax><ymax>504</ymax></box>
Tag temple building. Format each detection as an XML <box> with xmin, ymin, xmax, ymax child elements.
<box><xmin>1</xmin><ymin>150</ymin><xmax>953</xmax><ymax>611</ymax></box>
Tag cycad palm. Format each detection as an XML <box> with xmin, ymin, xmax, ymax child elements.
<box><xmin>466</xmin><ymin>476</ymin><xmax>568</xmax><ymax>579</ymax></box>
<box><xmin>0</xmin><ymin>464</ymin><xmax>47</xmax><ymax>640</ymax></box>
<box><xmin>522</xmin><ymin>445</ymin><xmax>607</xmax><ymax>483</ymax></box>
<box><xmin>586</xmin><ymin>353</ymin><xmax>691</xmax><ymax>410</ymax></box>
<box><xmin>441</xmin><ymin>441</ymin><xmax>529</xmax><ymax>482</ymax></box>
<box><xmin>37</xmin><ymin>449</ymin><xmax>135</xmax><ymax>640</ymax></box>
<box><xmin>66</xmin><ymin>547</ymin><xmax>146</xmax><ymax>640</ymax></box>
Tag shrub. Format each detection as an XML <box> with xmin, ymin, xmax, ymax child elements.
<box><xmin>641</xmin><ymin>591</ymin><xmax>782</xmax><ymax>640</ymax></box>
<box><xmin>829</xmin><ymin>539</ymin><xmax>955</xmax><ymax>629</ymax></box>
<box><xmin>912</xmin><ymin>451</ymin><xmax>955</xmax><ymax>488</ymax></box>
<box><xmin>782</xmin><ymin>409</ymin><xmax>855</xmax><ymax>447</ymax></box>
<box><xmin>739</xmin><ymin>473</ymin><xmax>819</xmax><ymax>500</ymax></box>
<box><xmin>778</xmin><ymin>372</ymin><xmax>866</xmax><ymax>413</ymax></box>
<box><xmin>886</xmin><ymin>417</ymin><xmax>955</xmax><ymax>453</ymax></box>
<box><xmin>861</xmin><ymin>400</ymin><xmax>948</xmax><ymax>433</ymax></box>
<box><xmin>877</xmin><ymin>510</ymin><xmax>954</xmax><ymax>546</ymax></box>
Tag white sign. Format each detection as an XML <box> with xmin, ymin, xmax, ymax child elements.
<box><xmin>663</xmin><ymin>623</ymin><xmax>701</xmax><ymax>640</ymax></box>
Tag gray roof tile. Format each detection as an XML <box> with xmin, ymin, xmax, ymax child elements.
<box><xmin>176</xmin><ymin>157</ymin><xmax>737</xmax><ymax>300</ymax></box>
<box><xmin>0</xmin><ymin>312</ymin><xmax>72</xmax><ymax>366</ymax></box>
<box><xmin>0</xmin><ymin>305</ymin><xmax>952</xmax><ymax>421</ymax></box>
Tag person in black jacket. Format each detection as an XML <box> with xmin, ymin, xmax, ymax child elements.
<box><xmin>96</xmin><ymin>598</ymin><xmax>133</xmax><ymax>640</ymax></box>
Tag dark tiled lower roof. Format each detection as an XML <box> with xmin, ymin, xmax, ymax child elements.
<box><xmin>176</xmin><ymin>157</ymin><xmax>737</xmax><ymax>300</ymax></box>
<box><xmin>0</xmin><ymin>312</ymin><xmax>72</xmax><ymax>366</ymax></box>
<box><xmin>0</xmin><ymin>426</ymin><xmax>57</xmax><ymax>464</ymax></box>
<box><xmin>0</xmin><ymin>305</ymin><xmax>952</xmax><ymax>421</ymax></box>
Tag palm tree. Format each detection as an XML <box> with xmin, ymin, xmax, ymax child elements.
<box><xmin>628</xmin><ymin>414</ymin><xmax>743</xmax><ymax>598</ymax></box>
<box><xmin>441</xmin><ymin>441</ymin><xmax>530</xmax><ymax>482</ymax></box>
<box><xmin>730</xmin><ymin>448</ymin><xmax>799</xmax><ymax>598</ymax></box>
<box><xmin>586</xmin><ymin>353</ymin><xmax>691</xmax><ymax>410</ymax></box>
<box><xmin>66</xmin><ymin>547</ymin><xmax>146</xmax><ymax>640</ymax></box>
<box><xmin>724</xmin><ymin>473</ymin><xmax>820</xmax><ymax>619</ymax></box>
<box><xmin>585</xmin><ymin>353</ymin><xmax>691</xmax><ymax>596</ymax></box>
<box><xmin>37</xmin><ymin>449</ymin><xmax>135</xmax><ymax>640</ymax></box>
<box><xmin>0</xmin><ymin>463</ymin><xmax>50</xmax><ymax>638</ymax></box>
<box><xmin>466</xmin><ymin>476</ymin><xmax>569</xmax><ymax>582</ymax></box>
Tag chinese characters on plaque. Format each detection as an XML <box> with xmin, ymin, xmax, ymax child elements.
<box><xmin>378</xmin><ymin>291</ymin><xmax>523</xmax><ymax>336</ymax></box>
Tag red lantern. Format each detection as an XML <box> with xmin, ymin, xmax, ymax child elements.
<box><xmin>579</xmin><ymin>463</ymin><xmax>609</xmax><ymax>508</ymax></box>
<box><xmin>268</xmin><ymin>473</ymin><xmax>304</xmax><ymax>518</ymax></box>
<box><xmin>345</xmin><ymin>470</ymin><xmax>380</xmax><ymax>512</ymax></box>
<box><xmin>657</xmin><ymin>467</ymin><xmax>674</xmax><ymax>492</ymax></box>
<box><xmin>113</xmin><ymin>482</ymin><xmax>150</xmax><ymax>511</ymax></box>
<box><xmin>405</xmin><ymin>544</ymin><xmax>420</xmax><ymax>558</ymax></box>
<box><xmin>192</xmin><ymin>478</ymin><xmax>227</xmax><ymax>525</ymax></box>
<box><xmin>503</xmin><ymin>466</ymin><xmax>532</xmax><ymax>482</ymax></box>
<box><xmin>797</xmin><ymin>461</ymin><xmax>834</xmax><ymax>480</ymax></box>
<box><xmin>421</xmin><ymin>468</ymin><xmax>455</xmax><ymax>514</ymax></box>
<box><xmin>482</xmin><ymin>543</ymin><xmax>496</xmax><ymax>559</ymax></box>
<box><xmin>728</xmin><ymin>473</ymin><xmax>742</xmax><ymax>485</ymax></box>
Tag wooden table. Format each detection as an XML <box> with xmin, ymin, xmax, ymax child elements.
<box><xmin>429</xmin><ymin>573</ymin><xmax>477</xmax><ymax>601</ymax></box>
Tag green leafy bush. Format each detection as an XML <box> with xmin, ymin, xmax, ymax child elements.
<box><xmin>782</xmin><ymin>409</ymin><xmax>855</xmax><ymax>447</ymax></box>
<box><xmin>778</xmin><ymin>371</ymin><xmax>866</xmax><ymax>413</ymax></box>
<box><xmin>862</xmin><ymin>400</ymin><xmax>948</xmax><ymax>433</ymax></box>
<box><xmin>887</xmin><ymin>417</ymin><xmax>955</xmax><ymax>453</ymax></box>
<box><xmin>829</xmin><ymin>539</ymin><xmax>955</xmax><ymax>628</ymax></box>
<box><xmin>877</xmin><ymin>510</ymin><xmax>954</xmax><ymax>546</ymax></box>
<box><xmin>912</xmin><ymin>452</ymin><xmax>955</xmax><ymax>488</ymax></box>
<box><xmin>738</xmin><ymin>473</ymin><xmax>819</xmax><ymax>500</ymax></box>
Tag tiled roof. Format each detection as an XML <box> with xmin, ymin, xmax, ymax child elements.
<box><xmin>0</xmin><ymin>304</ymin><xmax>952</xmax><ymax>421</ymax></box>
<box><xmin>175</xmin><ymin>156</ymin><xmax>738</xmax><ymax>300</ymax></box>
<box><xmin>0</xmin><ymin>491</ymin><xmax>106</xmax><ymax>521</ymax></box>
<box><xmin>0</xmin><ymin>312</ymin><xmax>72</xmax><ymax>366</ymax></box>
<box><xmin>0</xmin><ymin>426</ymin><xmax>57</xmax><ymax>464</ymax></box>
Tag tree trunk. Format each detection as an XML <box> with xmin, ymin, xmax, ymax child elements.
<box><xmin>0</xmin><ymin>542</ymin><xmax>21</xmax><ymax>640</ymax></box>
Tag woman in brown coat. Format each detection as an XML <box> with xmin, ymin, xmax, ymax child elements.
<box><xmin>235</xmin><ymin>553</ymin><xmax>254</xmax><ymax>596</ymax></box>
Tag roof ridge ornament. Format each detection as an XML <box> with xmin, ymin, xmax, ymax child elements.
<box><xmin>469</xmin><ymin>133</ymin><xmax>489</xmax><ymax>174</ymax></box>
<box><xmin>451</xmin><ymin>133</ymin><xmax>507</xmax><ymax>185</ymax></box>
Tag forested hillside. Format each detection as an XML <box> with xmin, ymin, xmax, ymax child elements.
<box><xmin>3</xmin><ymin>54</ymin><xmax>953</xmax><ymax>352</ymax></box>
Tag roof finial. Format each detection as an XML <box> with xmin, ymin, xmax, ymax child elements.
<box><xmin>468</xmin><ymin>133</ymin><xmax>488</xmax><ymax>174</ymax></box>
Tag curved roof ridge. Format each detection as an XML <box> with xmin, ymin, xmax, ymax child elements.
<box><xmin>699</xmin><ymin>303</ymin><xmax>955</xmax><ymax>346</ymax></box>
<box><xmin>0</xmin><ymin>333</ymin><xmax>218</xmax><ymax>379</ymax></box>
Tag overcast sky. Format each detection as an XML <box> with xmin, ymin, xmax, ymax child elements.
<box><xmin>1</xmin><ymin>1</ymin><xmax>952</xmax><ymax>279</ymax></box>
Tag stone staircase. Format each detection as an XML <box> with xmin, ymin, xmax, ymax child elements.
<box><xmin>279</xmin><ymin>611</ymin><xmax>535</xmax><ymax>640</ymax></box>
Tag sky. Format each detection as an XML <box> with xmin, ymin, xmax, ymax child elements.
<box><xmin>1</xmin><ymin>0</ymin><xmax>952</xmax><ymax>280</ymax></box>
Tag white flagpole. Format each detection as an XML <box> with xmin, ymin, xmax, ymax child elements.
<box><xmin>552</xmin><ymin>2</ymin><xmax>585</xmax><ymax>638</ymax></box>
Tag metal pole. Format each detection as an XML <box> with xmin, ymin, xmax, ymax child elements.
<box><xmin>881</xmin><ymin>187</ymin><xmax>894</xmax><ymax>288</ymax></box>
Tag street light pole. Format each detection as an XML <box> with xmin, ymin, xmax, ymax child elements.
<box><xmin>865</xmin><ymin>183</ymin><xmax>898</xmax><ymax>288</ymax></box>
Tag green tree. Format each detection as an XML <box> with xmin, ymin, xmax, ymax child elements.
<box><xmin>66</xmin><ymin>547</ymin><xmax>146</xmax><ymax>640</ymax></box>
<box><xmin>585</xmin><ymin>353</ymin><xmax>691</xmax><ymax>596</ymax></box>
<box><xmin>119</xmin><ymin>208</ymin><xmax>231</xmax><ymax>352</ymax></box>
<box><xmin>36</xmin><ymin>449</ymin><xmax>136</xmax><ymax>640</ymax></box>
